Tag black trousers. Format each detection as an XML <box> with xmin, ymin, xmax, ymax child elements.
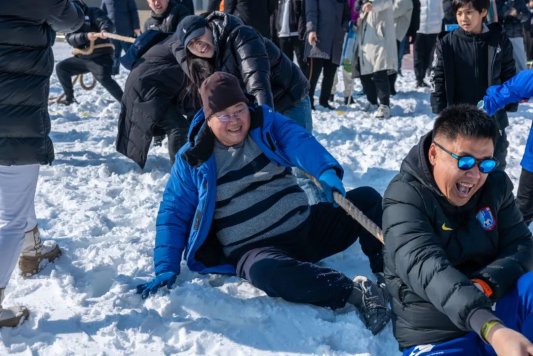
<box><xmin>156</xmin><ymin>109</ymin><xmax>189</xmax><ymax>164</ymax></box>
<box><xmin>308</xmin><ymin>57</ymin><xmax>339</xmax><ymax>105</ymax></box>
<box><xmin>56</xmin><ymin>54</ymin><xmax>124</xmax><ymax>102</ymax></box>
<box><xmin>235</xmin><ymin>187</ymin><xmax>384</xmax><ymax>309</ymax></box>
<box><xmin>360</xmin><ymin>70</ymin><xmax>390</xmax><ymax>106</ymax></box>
<box><xmin>517</xmin><ymin>168</ymin><xmax>533</xmax><ymax>226</ymax></box>
<box><xmin>413</xmin><ymin>33</ymin><xmax>438</xmax><ymax>82</ymax></box>
<box><xmin>279</xmin><ymin>36</ymin><xmax>308</xmax><ymax>77</ymax></box>
<box><xmin>494</xmin><ymin>129</ymin><xmax>510</xmax><ymax>171</ymax></box>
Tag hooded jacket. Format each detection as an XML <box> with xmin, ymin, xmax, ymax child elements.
<box><xmin>171</xmin><ymin>12</ymin><xmax>309</xmax><ymax>113</ymax></box>
<box><xmin>143</xmin><ymin>0</ymin><xmax>193</xmax><ymax>33</ymax></box>
<box><xmin>0</xmin><ymin>0</ymin><xmax>84</xmax><ymax>165</ymax></box>
<box><xmin>101</xmin><ymin>0</ymin><xmax>140</xmax><ymax>36</ymax></box>
<box><xmin>153</xmin><ymin>105</ymin><xmax>341</xmax><ymax>276</ymax></box>
<box><xmin>430</xmin><ymin>24</ymin><xmax>516</xmax><ymax>128</ymax></box>
<box><xmin>116</xmin><ymin>40</ymin><xmax>192</xmax><ymax>168</ymax></box>
<box><xmin>383</xmin><ymin>132</ymin><xmax>533</xmax><ymax>349</ymax></box>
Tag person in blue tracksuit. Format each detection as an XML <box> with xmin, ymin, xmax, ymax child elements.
<box><xmin>136</xmin><ymin>72</ymin><xmax>390</xmax><ymax>334</ymax></box>
<box><xmin>481</xmin><ymin>69</ymin><xmax>533</xmax><ymax>226</ymax></box>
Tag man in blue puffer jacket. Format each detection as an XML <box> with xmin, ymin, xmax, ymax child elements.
<box><xmin>137</xmin><ymin>72</ymin><xmax>390</xmax><ymax>335</ymax></box>
<box><xmin>481</xmin><ymin>69</ymin><xmax>533</xmax><ymax>226</ymax></box>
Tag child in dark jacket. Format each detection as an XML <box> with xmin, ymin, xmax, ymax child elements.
<box><xmin>430</xmin><ymin>0</ymin><xmax>516</xmax><ymax>169</ymax></box>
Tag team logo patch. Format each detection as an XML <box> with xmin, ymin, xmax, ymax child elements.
<box><xmin>476</xmin><ymin>206</ymin><xmax>496</xmax><ymax>231</ymax></box>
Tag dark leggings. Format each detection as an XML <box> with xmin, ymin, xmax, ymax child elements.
<box><xmin>517</xmin><ymin>168</ymin><xmax>533</xmax><ymax>226</ymax></box>
<box><xmin>308</xmin><ymin>58</ymin><xmax>338</xmax><ymax>105</ymax></box>
<box><xmin>360</xmin><ymin>70</ymin><xmax>390</xmax><ymax>106</ymax></box>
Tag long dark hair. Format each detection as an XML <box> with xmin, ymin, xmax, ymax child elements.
<box><xmin>185</xmin><ymin>50</ymin><xmax>215</xmax><ymax>109</ymax></box>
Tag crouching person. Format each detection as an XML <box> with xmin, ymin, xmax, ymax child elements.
<box><xmin>137</xmin><ymin>72</ymin><xmax>390</xmax><ymax>334</ymax></box>
<box><xmin>383</xmin><ymin>104</ymin><xmax>533</xmax><ymax>354</ymax></box>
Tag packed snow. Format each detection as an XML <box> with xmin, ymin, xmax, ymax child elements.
<box><xmin>0</xmin><ymin>41</ymin><xmax>531</xmax><ymax>355</ymax></box>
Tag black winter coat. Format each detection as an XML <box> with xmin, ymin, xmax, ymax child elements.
<box><xmin>116</xmin><ymin>40</ymin><xmax>191</xmax><ymax>168</ymax></box>
<box><xmin>66</xmin><ymin>5</ymin><xmax>115</xmax><ymax>58</ymax></box>
<box><xmin>143</xmin><ymin>0</ymin><xmax>193</xmax><ymax>33</ymax></box>
<box><xmin>430</xmin><ymin>24</ymin><xmax>516</xmax><ymax>129</ymax></box>
<box><xmin>383</xmin><ymin>132</ymin><xmax>533</xmax><ymax>349</ymax></box>
<box><xmin>171</xmin><ymin>12</ymin><xmax>309</xmax><ymax>112</ymax></box>
<box><xmin>272</xmin><ymin>0</ymin><xmax>306</xmax><ymax>40</ymax></box>
<box><xmin>0</xmin><ymin>0</ymin><xmax>84</xmax><ymax>165</ymax></box>
<box><xmin>224</xmin><ymin>0</ymin><xmax>277</xmax><ymax>38</ymax></box>
<box><xmin>496</xmin><ymin>0</ymin><xmax>530</xmax><ymax>38</ymax></box>
<box><xmin>101</xmin><ymin>0</ymin><xmax>140</xmax><ymax>36</ymax></box>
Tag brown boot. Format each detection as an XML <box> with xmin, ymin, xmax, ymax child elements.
<box><xmin>0</xmin><ymin>289</ymin><xmax>29</xmax><ymax>327</ymax></box>
<box><xmin>18</xmin><ymin>226</ymin><xmax>62</xmax><ymax>277</ymax></box>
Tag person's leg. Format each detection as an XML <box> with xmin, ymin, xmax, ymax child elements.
<box><xmin>517</xmin><ymin>167</ymin><xmax>533</xmax><ymax>226</ymax></box>
<box><xmin>280</xmin><ymin>95</ymin><xmax>313</xmax><ymax>132</ymax></box>
<box><xmin>55</xmin><ymin>57</ymin><xmax>90</xmax><ymax>101</ymax></box>
<box><xmin>0</xmin><ymin>164</ymin><xmax>39</xmax><ymax>288</ymax></box>
<box><xmin>308</xmin><ymin>58</ymin><xmax>325</xmax><ymax>109</ymax></box>
<box><xmin>158</xmin><ymin>110</ymin><xmax>189</xmax><ymax>165</ymax></box>
<box><xmin>424</xmin><ymin>34</ymin><xmax>438</xmax><ymax>76</ymax></box>
<box><xmin>293</xmin><ymin>37</ymin><xmax>308</xmax><ymax>76</ymax></box>
<box><xmin>509</xmin><ymin>36</ymin><xmax>528</xmax><ymax>72</ymax></box>
<box><xmin>236</xmin><ymin>246</ymin><xmax>354</xmax><ymax>309</ymax></box>
<box><xmin>413</xmin><ymin>33</ymin><xmax>426</xmax><ymax>82</ymax></box>
<box><xmin>278</xmin><ymin>36</ymin><xmax>293</xmax><ymax>64</ymax></box>
<box><xmin>89</xmin><ymin>56</ymin><xmax>124</xmax><ymax>102</ymax></box>
<box><xmin>342</xmin><ymin>66</ymin><xmax>354</xmax><ymax>99</ymax></box>
<box><xmin>494</xmin><ymin>128</ymin><xmax>509</xmax><ymax>171</ymax></box>
<box><xmin>493</xmin><ymin>272</ymin><xmax>533</xmax><ymax>342</ymax></box>
<box><xmin>319</xmin><ymin>60</ymin><xmax>339</xmax><ymax>106</ymax></box>
<box><xmin>360</xmin><ymin>74</ymin><xmax>378</xmax><ymax>106</ymax></box>
<box><xmin>372</xmin><ymin>70</ymin><xmax>391</xmax><ymax>107</ymax></box>
<box><xmin>111</xmin><ymin>39</ymin><xmax>122</xmax><ymax>75</ymax></box>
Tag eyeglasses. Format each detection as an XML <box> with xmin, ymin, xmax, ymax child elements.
<box><xmin>433</xmin><ymin>141</ymin><xmax>498</xmax><ymax>173</ymax></box>
<box><xmin>213</xmin><ymin>107</ymin><xmax>247</xmax><ymax>122</ymax></box>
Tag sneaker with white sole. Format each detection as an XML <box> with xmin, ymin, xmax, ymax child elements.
<box><xmin>18</xmin><ymin>226</ymin><xmax>61</xmax><ymax>277</ymax></box>
<box><xmin>361</xmin><ymin>102</ymin><xmax>379</xmax><ymax>112</ymax></box>
<box><xmin>0</xmin><ymin>289</ymin><xmax>29</xmax><ymax>328</ymax></box>
<box><xmin>374</xmin><ymin>105</ymin><xmax>391</xmax><ymax>119</ymax></box>
<box><xmin>353</xmin><ymin>276</ymin><xmax>391</xmax><ymax>334</ymax></box>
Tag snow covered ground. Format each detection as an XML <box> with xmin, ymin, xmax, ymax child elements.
<box><xmin>1</xmin><ymin>42</ymin><xmax>532</xmax><ymax>355</ymax></box>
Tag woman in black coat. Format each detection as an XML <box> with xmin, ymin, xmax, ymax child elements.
<box><xmin>170</xmin><ymin>12</ymin><xmax>312</xmax><ymax>131</ymax></box>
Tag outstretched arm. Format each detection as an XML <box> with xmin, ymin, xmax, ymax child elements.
<box><xmin>483</xmin><ymin>70</ymin><xmax>533</xmax><ymax>116</ymax></box>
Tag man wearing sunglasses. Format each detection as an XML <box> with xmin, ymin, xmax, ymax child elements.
<box><xmin>382</xmin><ymin>104</ymin><xmax>533</xmax><ymax>355</ymax></box>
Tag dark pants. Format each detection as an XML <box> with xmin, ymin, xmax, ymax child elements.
<box><xmin>360</xmin><ymin>70</ymin><xmax>390</xmax><ymax>106</ymax></box>
<box><xmin>414</xmin><ymin>33</ymin><xmax>438</xmax><ymax>82</ymax></box>
<box><xmin>494</xmin><ymin>129</ymin><xmax>509</xmax><ymax>172</ymax></box>
<box><xmin>308</xmin><ymin>58</ymin><xmax>339</xmax><ymax>106</ymax></box>
<box><xmin>112</xmin><ymin>39</ymin><xmax>132</xmax><ymax>75</ymax></box>
<box><xmin>279</xmin><ymin>36</ymin><xmax>307</xmax><ymax>77</ymax></box>
<box><xmin>56</xmin><ymin>54</ymin><xmax>124</xmax><ymax>102</ymax></box>
<box><xmin>156</xmin><ymin>109</ymin><xmax>189</xmax><ymax>164</ymax></box>
<box><xmin>235</xmin><ymin>187</ymin><xmax>384</xmax><ymax>309</ymax></box>
<box><xmin>517</xmin><ymin>168</ymin><xmax>533</xmax><ymax>226</ymax></box>
<box><xmin>402</xmin><ymin>272</ymin><xmax>533</xmax><ymax>355</ymax></box>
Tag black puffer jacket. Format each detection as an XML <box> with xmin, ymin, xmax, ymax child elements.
<box><xmin>430</xmin><ymin>24</ymin><xmax>516</xmax><ymax>129</ymax></box>
<box><xmin>66</xmin><ymin>5</ymin><xmax>115</xmax><ymax>58</ymax></box>
<box><xmin>171</xmin><ymin>12</ymin><xmax>308</xmax><ymax>113</ymax></box>
<box><xmin>383</xmin><ymin>132</ymin><xmax>533</xmax><ymax>349</ymax></box>
<box><xmin>116</xmin><ymin>40</ymin><xmax>191</xmax><ymax>168</ymax></box>
<box><xmin>0</xmin><ymin>0</ymin><xmax>84</xmax><ymax>165</ymax></box>
<box><xmin>143</xmin><ymin>0</ymin><xmax>193</xmax><ymax>33</ymax></box>
<box><xmin>224</xmin><ymin>0</ymin><xmax>276</xmax><ymax>38</ymax></box>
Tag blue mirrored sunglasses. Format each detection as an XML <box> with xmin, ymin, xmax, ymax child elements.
<box><xmin>433</xmin><ymin>141</ymin><xmax>498</xmax><ymax>173</ymax></box>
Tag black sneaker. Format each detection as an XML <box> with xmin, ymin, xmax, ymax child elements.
<box><xmin>57</xmin><ymin>97</ymin><xmax>77</xmax><ymax>106</ymax></box>
<box><xmin>353</xmin><ymin>276</ymin><xmax>391</xmax><ymax>335</ymax></box>
<box><xmin>344</xmin><ymin>96</ymin><xmax>355</xmax><ymax>105</ymax></box>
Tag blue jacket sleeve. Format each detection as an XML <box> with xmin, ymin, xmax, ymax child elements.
<box><xmin>269</xmin><ymin>110</ymin><xmax>343</xmax><ymax>178</ymax></box>
<box><xmin>154</xmin><ymin>155</ymin><xmax>199</xmax><ymax>275</ymax></box>
<box><xmin>484</xmin><ymin>69</ymin><xmax>533</xmax><ymax>116</ymax></box>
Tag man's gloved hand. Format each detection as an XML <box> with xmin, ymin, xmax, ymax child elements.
<box><xmin>136</xmin><ymin>271</ymin><xmax>177</xmax><ymax>299</ymax></box>
<box><xmin>318</xmin><ymin>169</ymin><xmax>346</xmax><ymax>205</ymax></box>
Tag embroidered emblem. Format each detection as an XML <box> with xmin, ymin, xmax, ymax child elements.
<box><xmin>441</xmin><ymin>223</ymin><xmax>453</xmax><ymax>231</ymax></box>
<box><xmin>409</xmin><ymin>344</ymin><xmax>435</xmax><ymax>356</ymax></box>
<box><xmin>476</xmin><ymin>206</ymin><xmax>496</xmax><ymax>231</ymax></box>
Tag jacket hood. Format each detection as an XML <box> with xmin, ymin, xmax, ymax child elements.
<box><xmin>401</xmin><ymin>132</ymin><xmax>442</xmax><ymax>196</ymax></box>
<box><xmin>438</xmin><ymin>22</ymin><xmax>503</xmax><ymax>41</ymax></box>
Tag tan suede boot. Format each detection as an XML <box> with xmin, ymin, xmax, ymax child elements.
<box><xmin>18</xmin><ymin>226</ymin><xmax>61</xmax><ymax>277</ymax></box>
<box><xmin>0</xmin><ymin>288</ymin><xmax>29</xmax><ymax>327</ymax></box>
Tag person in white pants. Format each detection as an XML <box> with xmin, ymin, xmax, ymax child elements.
<box><xmin>0</xmin><ymin>0</ymin><xmax>84</xmax><ymax>328</ymax></box>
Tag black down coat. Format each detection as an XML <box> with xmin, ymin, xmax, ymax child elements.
<box><xmin>171</xmin><ymin>12</ymin><xmax>309</xmax><ymax>113</ymax></box>
<box><xmin>0</xmin><ymin>0</ymin><xmax>84</xmax><ymax>165</ymax></box>
<box><xmin>66</xmin><ymin>5</ymin><xmax>115</xmax><ymax>59</ymax></box>
<box><xmin>430</xmin><ymin>23</ymin><xmax>516</xmax><ymax>129</ymax></box>
<box><xmin>116</xmin><ymin>40</ymin><xmax>191</xmax><ymax>168</ymax></box>
<box><xmin>382</xmin><ymin>132</ymin><xmax>533</xmax><ymax>350</ymax></box>
<box><xmin>143</xmin><ymin>0</ymin><xmax>193</xmax><ymax>33</ymax></box>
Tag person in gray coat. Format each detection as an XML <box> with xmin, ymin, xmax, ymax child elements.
<box><xmin>305</xmin><ymin>0</ymin><xmax>350</xmax><ymax>110</ymax></box>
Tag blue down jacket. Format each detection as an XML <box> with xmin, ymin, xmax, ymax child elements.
<box><xmin>153</xmin><ymin>104</ymin><xmax>342</xmax><ymax>275</ymax></box>
<box><xmin>483</xmin><ymin>69</ymin><xmax>533</xmax><ymax>172</ymax></box>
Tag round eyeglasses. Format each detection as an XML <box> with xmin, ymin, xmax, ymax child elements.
<box><xmin>433</xmin><ymin>141</ymin><xmax>498</xmax><ymax>173</ymax></box>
